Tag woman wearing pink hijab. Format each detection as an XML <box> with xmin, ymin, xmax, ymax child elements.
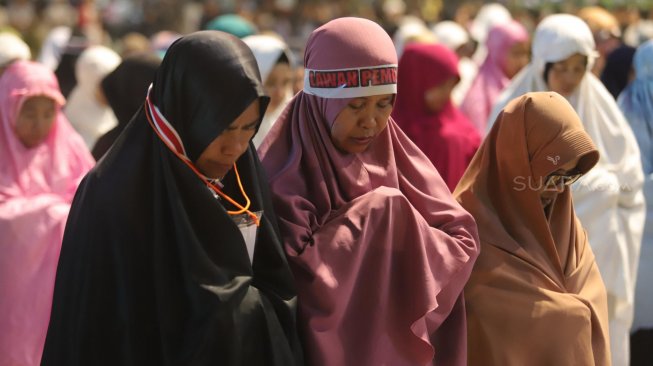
<box><xmin>0</xmin><ymin>61</ymin><xmax>94</xmax><ymax>366</ymax></box>
<box><xmin>460</xmin><ymin>20</ymin><xmax>530</xmax><ymax>134</ymax></box>
<box><xmin>258</xmin><ymin>17</ymin><xmax>480</xmax><ymax>366</ymax></box>
<box><xmin>392</xmin><ymin>43</ymin><xmax>481</xmax><ymax>192</ymax></box>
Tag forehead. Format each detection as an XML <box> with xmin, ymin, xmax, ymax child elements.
<box><xmin>555</xmin><ymin>53</ymin><xmax>587</xmax><ymax>65</ymax></box>
<box><xmin>226</xmin><ymin>99</ymin><xmax>260</xmax><ymax>126</ymax></box>
<box><xmin>352</xmin><ymin>94</ymin><xmax>394</xmax><ymax>102</ymax></box>
<box><xmin>21</xmin><ymin>96</ymin><xmax>56</xmax><ymax>108</ymax></box>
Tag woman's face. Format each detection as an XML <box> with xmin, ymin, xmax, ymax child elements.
<box><xmin>195</xmin><ymin>99</ymin><xmax>260</xmax><ymax>179</ymax></box>
<box><xmin>14</xmin><ymin>96</ymin><xmax>57</xmax><ymax>148</ymax></box>
<box><xmin>502</xmin><ymin>40</ymin><xmax>530</xmax><ymax>79</ymax></box>
<box><xmin>264</xmin><ymin>62</ymin><xmax>292</xmax><ymax>110</ymax></box>
<box><xmin>546</xmin><ymin>53</ymin><xmax>588</xmax><ymax>97</ymax></box>
<box><xmin>330</xmin><ymin>94</ymin><xmax>393</xmax><ymax>154</ymax></box>
<box><xmin>292</xmin><ymin>66</ymin><xmax>304</xmax><ymax>95</ymax></box>
<box><xmin>424</xmin><ymin>77</ymin><xmax>458</xmax><ymax>113</ymax></box>
<box><xmin>540</xmin><ymin>156</ymin><xmax>581</xmax><ymax>208</ymax></box>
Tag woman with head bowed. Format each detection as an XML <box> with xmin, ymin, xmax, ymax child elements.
<box><xmin>393</xmin><ymin>42</ymin><xmax>481</xmax><ymax>192</ymax></box>
<box><xmin>487</xmin><ymin>14</ymin><xmax>645</xmax><ymax>365</ymax></box>
<box><xmin>41</xmin><ymin>31</ymin><xmax>303</xmax><ymax>366</ymax></box>
<box><xmin>0</xmin><ymin>61</ymin><xmax>94</xmax><ymax>366</ymax></box>
<box><xmin>259</xmin><ymin>17</ymin><xmax>480</xmax><ymax>366</ymax></box>
<box><xmin>455</xmin><ymin>92</ymin><xmax>610</xmax><ymax>365</ymax></box>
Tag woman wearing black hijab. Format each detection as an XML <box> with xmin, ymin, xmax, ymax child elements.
<box><xmin>41</xmin><ymin>31</ymin><xmax>303</xmax><ymax>366</ymax></box>
<box><xmin>91</xmin><ymin>52</ymin><xmax>161</xmax><ymax>160</ymax></box>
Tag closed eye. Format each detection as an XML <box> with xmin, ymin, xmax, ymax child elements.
<box><xmin>243</xmin><ymin>120</ymin><xmax>258</xmax><ymax>130</ymax></box>
<box><xmin>377</xmin><ymin>97</ymin><xmax>393</xmax><ymax>108</ymax></box>
<box><xmin>348</xmin><ymin>98</ymin><xmax>366</xmax><ymax>110</ymax></box>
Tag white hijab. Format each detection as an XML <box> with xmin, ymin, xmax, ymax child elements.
<box><xmin>432</xmin><ymin>20</ymin><xmax>478</xmax><ymax>106</ymax></box>
<box><xmin>392</xmin><ymin>16</ymin><xmax>433</xmax><ymax>58</ymax></box>
<box><xmin>0</xmin><ymin>32</ymin><xmax>31</xmax><ymax>67</ymax></box>
<box><xmin>489</xmin><ymin>14</ymin><xmax>645</xmax><ymax>366</ymax></box>
<box><xmin>243</xmin><ymin>34</ymin><xmax>294</xmax><ymax>149</ymax></box>
<box><xmin>469</xmin><ymin>3</ymin><xmax>512</xmax><ymax>65</ymax></box>
<box><xmin>37</xmin><ymin>26</ymin><xmax>71</xmax><ymax>71</ymax></box>
<box><xmin>64</xmin><ymin>45</ymin><xmax>121</xmax><ymax>148</ymax></box>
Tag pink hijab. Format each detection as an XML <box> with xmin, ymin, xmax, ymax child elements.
<box><xmin>461</xmin><ymin>20</ymin><xmax>529</xmax><ymax>133</ymax></box>
<box><xmin>259</xmin><ymin>17</ymin><xmax>479</xmax><ymax>366</ymax></box>
<box><xmin>0</xmin><ymin>61</ymin><xmax>94</xmax><ymax>366</ymax></box>
<box><xmin>392</xmin><ymin>43</ymin><xmax>481</xmax><ymax>191</ymax></box>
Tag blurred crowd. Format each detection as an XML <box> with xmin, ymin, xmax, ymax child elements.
<box><xmin>2</xmin><ymin>1</ymin><xmax>653</xmax><ymax>366</ymax></box>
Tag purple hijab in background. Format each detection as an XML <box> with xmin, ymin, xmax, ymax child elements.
<box><xmin>259</xmin><ymin>17</ymin><xmax>479</xmax><ymax>366</ymax></box>
<box><xmin>461</xmin><ymin>20</ymin><xmax>529</xmax><ymax>133</ymax></box>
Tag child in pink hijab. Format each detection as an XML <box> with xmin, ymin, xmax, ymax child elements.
<box><xmin>392</xmin><ymin>43</ymin><xmax>481</xmax><ymax>192</ymax></box>
<box><xmin>461</xmin><ymin>20</ymin><xmax>530</xmax><ymax>134</ymax></box>
<box><xmin>0</xmin><ymin>61</ymin><xmax>94</xmax><ymax>366</ymax></box>
<box><xmin>259</xmin><ymin>17</ymin><xmax>479</xmax><ymax>366</ymax></box>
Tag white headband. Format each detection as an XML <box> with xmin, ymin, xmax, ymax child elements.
<box><xmin>303</xmin><ymin>64</ymin><xmax>398</xmax><ymax>99</ymax></box>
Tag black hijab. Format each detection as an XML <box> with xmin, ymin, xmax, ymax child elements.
<box><xmin>91</xmin><ymin>52</ymin><xmax>161</xmax><ymax>160</ymax></box>
<box><xmin>42</xmin><ymin>31</ymin><xmax>303</xmax><ymax>366</ymax></box>
<box><xmin>600</xmin><ymin>44</ymin><xmax>636</xmax><ymax>99</ymax></box>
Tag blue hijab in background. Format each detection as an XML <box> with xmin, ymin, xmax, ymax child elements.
<box><xmin>618</xmin><ymin>40</ymin><xmax>653</xmax><ymax>366</ymax></box>
<box><xmin>618</xmin><ymin>39</ymin><xmax>653</xmax><ymax>174</ymax></box>
<box><xmin>205</xmin><ymin>14</ymin><xmax>256</xmax><ymax>39</ymax></box>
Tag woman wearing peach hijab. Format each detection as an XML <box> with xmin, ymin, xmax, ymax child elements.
<box><xmin>455</xmin><ymin>92</ymin><xmax>610</xmax><ymax>365</ymax></box>
<box><xmin>488</xmin><ymin>15</ymin><xmax>644</xmax><ymax>365</ymax></box>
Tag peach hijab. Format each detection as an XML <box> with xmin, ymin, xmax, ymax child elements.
<box><xmin>454</xmin><ymin>92</ymin><xmax>610</xmax><ymax>365</ymax></box>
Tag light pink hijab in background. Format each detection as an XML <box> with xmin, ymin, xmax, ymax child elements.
<box><xmin>0</xmin><ymin>61</ymin><xmax>94</xmax><ymax>366</ymax></box>
<box><xmin>460</xmin><ymin>20</ymin><xmax>529</xmax><ymax>133</ymax></box>
<box><xmin>259</xmin><ymin>17</ymin><xmax>479</xmax><ymax>366</ymax></box>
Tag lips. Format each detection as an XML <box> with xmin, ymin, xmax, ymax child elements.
<box><xmin>352</xmin><ymin>136</ymin><xmax>374</xmax><ymax>145</ymax></box>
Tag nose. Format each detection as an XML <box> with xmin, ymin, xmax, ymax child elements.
<box><xmin>550</xmin><ymin>183</ymin><xmax>565</xmax><ymax>193</ymax></box>
<box><xmin>223</xmin><ymin>134</ymin><xmax>250</xmax><ymax>157</ymax></box>
<box><xmin>359</xmin><ymin>109</ymin><xmax>378</xmax><ymax>129</ymax></box>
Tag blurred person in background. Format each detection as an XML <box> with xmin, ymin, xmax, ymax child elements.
<box><xmin>150</xmin><ymin>30</ymin><xmax>182</xmax><ymax>59</ymax></box>
<box><xmin>461</xmin><ymin>20</ymin><xmax>529</xmax><ymax>134</ymax></box>
<box><xmin>65</xmin><ymin>45</ymin><xmax>121</xmax><ymax>148</ymax></box>
<box><xmin>600</xmin><ymin>44</ymin><xmax>636</xmax><ymax>100</ymax></box>
<box><xmin>393</xmin><ymin>42</ymin><xmax>480</xmax><ymax>191</ymax></box>
<box><xmin>243</xmin><ymin>34</ymin><xmax>295</xmax><ymax>148</ymax></box>
<box><xmin>432</xmin><ymin>20</ymin><xmax>478</xmax><ymax>106</ymax></box>
<box><xmin>468</xmin><ymin>2</ymin><xmax>512</xmax><ymax>65</ymax></box>
<box><xmin>0</xmin><ymin>32</ymin><xmax>31</xmax><ymax>76</ymax></box>
<box><xmin>578</xmin><ymin>6</ymin><xmax>623</xmax><ymax>77</ymax></box>
<box><xmin>391</xmin><ymin>15</ymin><xmax>435</xmax><ymax>58</ymax></box>
<box><xmin>617</xmin><ymin>39</ymin><xmax>653</xmax><ymax>366</ymax></box>
<box><xmin>0</xmin><ymin>60</ymin><xmax>94</xmax><ymax>366</ymax></box>
<box><xmin>117</xmin><ymin>32</ymin><xmax>151</xmax><ymax>57</ymax></box>
<box><xmin>291</xmin><ymin>63</ymin><xmax>304</xmax><ymax>95</ymax></box>
<box><xmin>91</xmin><ymin>52</ymin><xmax>161</xmax><ymax>160</ymax></box>
<box><xmin>204</xmin><ymin>13</ymin><xmax>257</xmax><ymax>38</ymax></box>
